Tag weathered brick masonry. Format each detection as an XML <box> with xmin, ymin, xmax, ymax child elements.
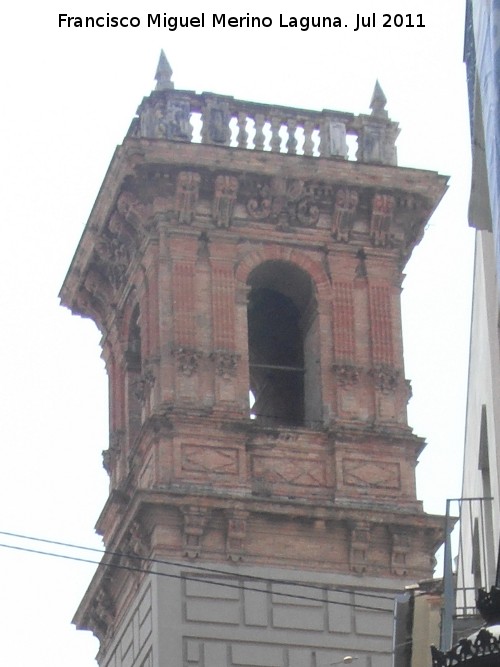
<box><xmin>60</xmin><ymin>55</ymin><xmax>447</xmax><ymax>667</ymax></box>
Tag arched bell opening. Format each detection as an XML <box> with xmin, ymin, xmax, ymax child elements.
<box><xmin>125</xmin><ymin>304</ymin><xmax>142</xmax><ymax>447</ymax></box>
<box><xmin>247</xmin><ymin>261</ymin><xmax>321</xmax><ymax>427</ymax></box>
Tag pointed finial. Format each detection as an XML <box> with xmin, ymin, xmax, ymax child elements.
<box><xmin>370</xmin><ymin>80</ymin><xmax>388</xmax><ymax>118</ymax></box>
<box><xmin>155</xmin><ymin>50</ymin><xmax>174</xmax><ymax>91</ymax></box>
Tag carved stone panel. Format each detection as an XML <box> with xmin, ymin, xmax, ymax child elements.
<box><xmin>332</xmin><ymin>364</ymin><xmax>359</xmax><ymax>387</ymax></box>
<box><xmin>202</xmin><ymin>100</ymin><xmax>231</xmax><ymax>145</ymax></box>
<box><xmin>246</xmin><ymin>178</ymin><xmax>319</xmax><ymax>229</ymax></box>
<box><xmin>163</xmin><ymin>98</ymin><xmax>193</xmax><ymax>141</ymax></box>
<box><xmin>211</xmin><ymin>350</ymin><xmax>239</xmax><ymax>378</ymax></box>
<box><xmin>331</xmin><ymin>188</ymin><xmax>359</xmax><ymax>241</ymax></box>
<box><xmin>370</xmin><ymin>365</ymin><xmax>399</xmax><ymax>393</ymax></box>
<box><xmin>328</xmin><ymin>121</ymin><xmax>348</xmax><ymax>158</ymax></box>
<box><xmin>212</xmin><ymin>175</ymin><xmax>238</xmax><ymax>228</ymax></box>
<box><xmin>173</xmin><ymin>171</ymin><xmax>201</xmax><ymax>224</ymax></box>
<box><xmin>172</xmin><ymin>347</ymin><xmax>201</xmax><ymax>377</ymax></box>
<box><xmin>342</xmin><ymin>458</ymin><xmax>401</xmax><ymax>490</ymax></box>
<box><xmin>180</xmin><ymin>444</ymin><xmax>240</xmax><ymax>476</ymax></box>
<box><xmin>139</xmin><ymin>97</ymin><xmax>192</xmax><ymax>141</ymax></box>
<box><xmin>252</xmin><ymin>455</ymin><xmax>326</xmax><ymax>487</ymax></box>
<box><xmin>370</xmin><ymin>193</ymin><xmax>395</xmax><ymax>246</ymax></box>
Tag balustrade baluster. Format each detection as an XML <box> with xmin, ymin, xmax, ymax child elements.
<box><xmin>319</xmin><ymin>119</ymin><xmax>330</xmax><ymax>157</ymax></box>
<box><xmin>303</xmin><ymin>120</ymin><xmax>314</xmax><ymax>156</ymax></box>
<box><xmin>254</xmin><ymin>114</ymin><xmax>266</xmax><ymax>151</ymax></box>
<box><xmin>270</xmin><ymin>116</ymin><xmax>282</xmax><ymax>153</ymax></box>
<box><xmin>286</xmin><ymin>119</ymin><xmax>298</xmax><ymax>155</ymax></box>
<box><xmin>237</xmin><ymin>112</ymin><xmax>248</xmax><ymax>148</ymax></box>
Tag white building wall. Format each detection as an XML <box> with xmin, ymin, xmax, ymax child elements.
<box><xmin>99</xmin><ymin>563</ymin><xmax>401</xmax><ymax>667</ymax></box>
<box><xmin>459</xmin><ymin>229</ymin><xmax>500</xmax><ymax>603</ymax></box>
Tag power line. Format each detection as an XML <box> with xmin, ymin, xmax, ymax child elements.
<box><xmin>1</xmin><ymin>534</ymin><xmax>478</xmax><ymax>657</ymax></box>
<box><xmin>0</xmin><ymin>529</ymin><xmax>401</xmax><ymax>603</ymax></box>
<box><xmin>0</xmin><ymin>536</ymin><xmax>395</xmax><ymax>613</ymax></box>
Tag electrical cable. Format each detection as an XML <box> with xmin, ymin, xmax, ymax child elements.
<box><xmin>0</xmin><ymin>529</ymin><xmax>401</xmax><ymax>603</ymax></box>
<box><xmin>0</xmin><ymin>540</ymin><xmax>395</xmax><ymax>613</ymax></box>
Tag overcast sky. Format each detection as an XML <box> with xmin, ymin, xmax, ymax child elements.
<box><xmin>0</xmin><ymin>1</ymin><xmax>473</xmax><ymax>665</ymax></box>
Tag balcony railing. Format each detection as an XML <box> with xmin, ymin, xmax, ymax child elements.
<box><xmin>130</xmin><ymin>63</ymin><xmax>399</xmax><ymax>166</ymax></box>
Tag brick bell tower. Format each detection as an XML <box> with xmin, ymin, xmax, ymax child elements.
<box><xmin>60</xmin><ymin>53</ymin><xmax>447</xmax><ymax>667</ymax></box>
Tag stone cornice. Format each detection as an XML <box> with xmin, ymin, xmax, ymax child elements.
<box><xmin>60</xmin><ymin>136</ymin><xmax>447</xmax><ymax>331</ymax></box>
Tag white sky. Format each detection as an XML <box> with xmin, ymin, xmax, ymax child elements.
<box><xmin>0</xmin><ymin>1</ymin><xmax>473</xmax><ymax>665</ymax></box>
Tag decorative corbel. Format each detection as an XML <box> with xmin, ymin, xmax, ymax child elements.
<box><xmin>181</xmin><ymin>506</ymin><xmax>211</xmax><ymax>559</ymax></box>
<box><xmin>225</xmin><ymin>510</ymin><xmax>249</xmax><ymax>561</ymax></box>
<box><xmin>390</xmin><ymin>528</ymin><xmax>410</xmax><ymax>576</ymax></box>
<box><xmin>348</xmin><ymin>521</ymin><xmax>371</xmax><ymax>573</ymax></box>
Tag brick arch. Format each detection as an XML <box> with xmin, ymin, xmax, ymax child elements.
<box><xmin>241</xmin><ymin>246</ymin><xmax>329</xmax><ymax>427</ymax></box>
<box><xmin>235</xmin><ymin>246</ymin><xmax>331</xmax><ymax>302</ymax></box>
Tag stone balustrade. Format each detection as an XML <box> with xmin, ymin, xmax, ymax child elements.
<box><xmin>132</xmin><ymin>86</ymin><xmax>399</xmax><ymax>166</ymax></box>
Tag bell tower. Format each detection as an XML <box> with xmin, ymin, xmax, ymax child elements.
<box><xmin>60</xmin><ymin>54</ymin><xmax>447</xmax><ymax>667</ymax></box>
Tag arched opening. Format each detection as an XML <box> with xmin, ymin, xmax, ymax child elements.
<box><xmin>247</xmin><ymin>261</ymin><xmax>321</xmax><ymax>427</ymax></box>
<box><xmin>125</xmin><ymin>304</ymin><xmax>142</xmax><ymax>446</ymax></box>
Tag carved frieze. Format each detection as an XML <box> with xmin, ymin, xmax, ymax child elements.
<box><xmin>332</xmin><ymin>364</ymin><xmax>360</xmax><ymax>387</ymax></box>
<box><xmin>370</xmin><ymin>364</ymin><xmax>400</xmax><ymax>393</ymax></box>
<box><xmin>212</xmin><ymin>175</ymin><xmax>238</xmax><ymax>228</ymax></box>
<box><xmin>247</xmin><ymin>183</ymin><xmax>272</xmax><ymax>220</ymax></box>
<box><xmin>331</xmin><ymin>188</ymin><xmax>359</xmax><ymax>241</ymax></box>
<box><xmin>370</xmin><ymin>193</ymin><xmax>395</xmax><ymax>246</ymax></box>
<box><xmin>115</xmin><ymin>191</ymin><xmax>152</xmax><ymax>231</ymax></box>
<box><xmin>246</xmin><ymin>178</ymin><xmax>319</xmax><ymax>229</ymax></box>
<box><xmin>210</xmin><ymin>350</ymin><xmax>239</xmax><ymax>378</ymax></box>
<box><xmin>94</xmin><ymin>234</ymin><xmax>132</xmax><ymax>291</ymax></box>
<box><xmin>172</xmin><ymin>347</ymin><xmax>202</xmax><ymax>377</ymax></box>
<box><xmin>173</xmin><ymin>171</ymin><xmax>201</xmax><ymax>224</ymax></box>
<box><xmin>296</xmin><ymin>196</ymin><xmax>320</xmax><ymax>227</ymax></box>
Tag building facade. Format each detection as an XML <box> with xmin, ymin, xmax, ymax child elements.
<box><xmin>458</xmin><ymin>0</ymin><xmax>500</xmax><ymax>615</ymax></box>
<box><xmin>60</xmin><ymin>54</ymin><xmax>447</xmax><ymax>667</ymax></box>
